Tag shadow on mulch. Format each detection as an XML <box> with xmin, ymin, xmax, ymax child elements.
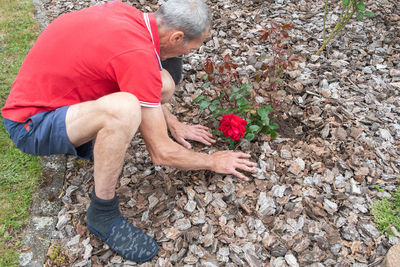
<box><xmin>274</xmin><ymin>111</ymin><xmax>320</xmax><ymax>142</ymax></box>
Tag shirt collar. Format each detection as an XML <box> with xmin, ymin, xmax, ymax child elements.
<box><xmin>146</xmin><ymin>13</ymin><xmax>160</xmax><ymax>57</ymax></box>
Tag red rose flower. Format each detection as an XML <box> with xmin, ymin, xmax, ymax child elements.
<box><xmin>219</xmin><ymin>114</ymin><xmax>248</xmax><ymax>141</ymax></box>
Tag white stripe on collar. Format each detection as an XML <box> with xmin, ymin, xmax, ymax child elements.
<box><xmin>144</xmin><ymin>13</ymin><xmax>162</xmax><ymax>69</ymax></box>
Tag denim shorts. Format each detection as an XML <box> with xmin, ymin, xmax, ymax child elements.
<box><xmin>2</xmin><ymin>106</ymin><xmax>93</xmax><ymax>158</ymax></box>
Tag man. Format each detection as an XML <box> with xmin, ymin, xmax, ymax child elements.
<box><xmin>1</xmin><ymin>0</ymin><xmax>256</xmax><ymax>263</ymax></box>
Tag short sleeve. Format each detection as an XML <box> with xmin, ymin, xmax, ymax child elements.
<box><xmin>106</xmin><ymin>49</ymin><xmax>162</xmax><ymax>107</ymax></box>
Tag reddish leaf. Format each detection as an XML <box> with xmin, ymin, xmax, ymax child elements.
<box><xmin>223</xmin><ymin>53</ymin><xmax>231</xmax><ymax>62</ymax></box>
<box><xmin>282</xmin><ymin>24</ymin><xmax>293</xmax><ymax>30</ymax></box>
<box><xmin>259</xmin><ymin>32</ymin><xmax>269</xmax><ymax>41</ymax></box>
<box><xmin>218</xmin><ymin>65</ymin><xmax>224</xmax><ymax>73</ymax></box>
<box><xmin>204</xmin><ymin>58</ymin><xmax>214</xmax><ymax>74</ymax></box>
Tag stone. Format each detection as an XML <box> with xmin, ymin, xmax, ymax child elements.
<box><xmin>164</xmin><ymin>227</ymin><xmax>181</xmax><ymax>240</ymax></box>
<box><xmin>184</xmin><ymin>199</ymin><xmax>197</xmax><ymax>213</ymax></box>
<box><xmin>285</xmin><ymin>253</ymin><xmax>300</xmax><ymax>267</ymax></box>
<box><xmin>342</xmin><ymin>225</ymin><xmax>361</xmax><ymax>241</ymax></box>
<box><xmin>257</xmin><ymin>192</ymin><xmax>276</xmax><ymax>216</ymax></box>
<box><xmin>203</xmin><ymin>233</ymin><xmax>214</xmax><ymax>247</ymax></box>
<box><xmin>289</xmin><ymin>158</ymin><xmax>305</xmax><ymax>175</ymax></box>
<box><xmin>243</xmin><ymin>248</ymin><xmax>262</xmax><ymax>267</ymax></box>
<box><xmin>235</xmin><ymin>224</ymin><xmax>248</xmax><ymax>238</ymax></box>
<box><xmin>323</xmin><ymin>198</ymin><xmax>338</xmax><ymax>214</ymax></box>
<box><xmin>382</xmin><ymin>244</ymin><xmax>400</xmax><ymax>267</ymax></box>
<box><xmin>350</xmin><ymin>178</ymin><xmax>361</xmax><ymax>195</ymax></box>
<box><xmin>389</xmin><ymin>69</ymin><xmax>400</xmax><ymax>77</ymax></box>
<box><xmin>217</xmin><ymin>247</ymin><xmax>230</xmax><ymax>262</ymax></box>
<box><xmin>184</xmin><ymin>254</ymin><xmax>199</xmax><ymax>264</ymax></box>
<box><xmin>148</xmin><ymin>194</ymin><xmax>159</xmax><ymax>210</ymax></box>
<box><xmin>19</xmin><ymin>252</ymin><xmax>34</xmax><ymax>267</ymax></box>
<box><xmin>379</xmin><ymin>128</ymin><xmax>394</xmax><ymax>142</ymax></box>
<box><xmin>359</xmin><ymin>223</ymin><xmax>381</xmax><ymax>239</ymax></box>
<box><xmin>175</xmin><ymin>218</ymin><xmax>192</xmax><ymax>231</ymax></box>
<box><xmin>355</xmin><ymin>167</ymin><xmax>369</xmax><ymax>176</ymax></box>
<box><xmin>191</xmin><ymin>210</ymin><xmax>206</xmax><ymax>225</ymax></box>
<box><xmin>334</xmin><ymin>127</ymin><xmax>348</xmax><ymax>140</ymax></box>
<box><xmin>280</xmin><ymin>149</ymin><xmax>292</xmax><ymax>159</ymax></box>
<box><xmin>66</xmin><ymin>234</ymin><xmax>80</xmax><ymax>247</ymax></box>
<box><xmin>272</xmin><ymin>185</ymin><xmax>286</xmax><ymax>198</ymax></box>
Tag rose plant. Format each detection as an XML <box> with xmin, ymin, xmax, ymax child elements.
<box><xmin>252</xmin><ymin>22</ymin><xmax>300</xmax><ymax>109</ymax></box>
<box><xmin>193</xmin><ymin>21</ymin><xmax>302</xmax><ymax>148</ymax></box>
<box><xmin>193</xmin><ymin>54</ymin><xmax>279</xmax><ymax>148</ymax></box>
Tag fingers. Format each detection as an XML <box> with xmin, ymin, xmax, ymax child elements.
<box><xmin>237</xmin><ymin>163</ymin><xmax>257</xmax><ymax>174</ymax></box>
<box><xmin>232</xmin><ymin>170</ymin><xmax>250</xmax><ymax>181</ymax></box>
<box><xmin>178</xmin><ymin>137</ymin><xmax>192</xmax><ymax>149</ymax></box>
<box><xmin>195</xmin><ymin>134</ymin><xmax>216</xmax><ymax>146</ymax></box>
<box><xmin>239</xmin><ymin>159</ymin><xmax>258</xmax><ymax>168</ymax></box>
<box><xmin>234</xmin><ymin>152</ymin><xmax>252</xmax><ymax>158</ymax></box>
<box><xmin>224</xmin><ymin>151</ymin><xmax>252</xmax><ymax>159</ymax></box>
<box><xmin>185</xmin><ymin>126</ymin><xmax>216</xmax><ymax>146</ymax></box>
<box><xmin>193</xmin><ymin>125</ymin><xmax>210</xmax><ymax>131</ymax></box>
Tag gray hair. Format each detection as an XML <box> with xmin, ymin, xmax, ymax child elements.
<box><xmin>155</xmin><ymin>0</ymin><xmax>212</xmax><ymax>41</ymax></box>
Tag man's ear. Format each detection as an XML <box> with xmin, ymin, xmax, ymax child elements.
<box><xmin>169</xmin><ymin>31</ymin><xmax>184</xmax><ymax>45</ymax></box>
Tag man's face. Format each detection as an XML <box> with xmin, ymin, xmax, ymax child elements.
<box><xmin>160</xmin><ymin>28</ymin><xmax>209</xmax><ymax>60</ymax></box>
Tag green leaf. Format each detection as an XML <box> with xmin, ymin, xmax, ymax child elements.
<box><xmin>356</xmin><ymin>2</ymin><xmax>365</xmax><ymax>11</ymax></box>
<box><xmin>365</xmin><ymin>11</ymin><xmax>374</xmax><ymax>18</ymax></box>
<box><xmin>236</xmin><ymin>97</ymin><xmax>247</xmax><ymax>106</ymax></box>
<box><xmin>357</xmin><ymin>11</ymin><xmax>364</xmax><ymax>20</ymax></box>
<box><xmin>263</xmin><ymin>105</ymin><xmax>275</xmax><ymax>113</ymax></box>
<box><xmin>201</xmin><ymin>74</ymin><xmax>208</xmax><ymax>80</ymax></box>
<box><xmin>199</xmin><ymin>99</ymin><xmax>211</xmax><ymax>110</ymax></box>
<box><xmin>212</xmin><ymin>110</ymin><xmax>222</xmax><ymax>118</ymax></box>
<box><xmin>342</xmin><ymin>0</ymin><xmax>349</xmax><ymax>6</ymax></box>
<box><xmin>193</xmin><ymin>95</ymin><xmax>205</xmax><ymax>103</ymax></box>
<box><xmin>239</xmin><ymin>83</ymin><xmax>252</xmax><ymax>93</ymax></box>
<box><xmin>257</xmin><ymin>107</ymin><xmax>268</xmax><ymax>120</ymax></box>
<box><xmin>249</xmin><ymin>125</ymin><xmax>260</xmax><ymax>132</ymax></box>
<box><xmin>269</xmin><ymin>123</ymin><xmax>279</xmax><ymax>130</ymax></box>
<box><xmin>209</xmin><ymin>104</ymin><xmax>217</xmax><ymax>112</ymax></box>
<box><xmin>202</xmin><ymin>81</ymin><xmax>211</xmax><ymax>88</ymax></box>
<box><xmin>270</xmin><ymin>130</ymin><xmax>277</xmax><ymax>138</ymax></box>
<box><xmin>228</xmin><ymin>139</ymin><xmax>236</xmax><ymax>149</ymax></box>
<box><xmin>212</xmin><ymin>100</ymin><xmax>220</xmax><ymax>106</ymax></box>
<box><xmin>229</xmin><ymin>92</ymin><xmax>238</xmax><ymax>100</ymax></box>
<box><xmin>263</xmin><ymin>116</ymin><xmax>270</xmax><ymax>125</ymax></box>
<box><xmin>245</xmin><ymin>132</ymin><xmax>255</xmax><ymax>142</ymax></box>
<box><xmin>241</xmin><ymin>104</ymin><xmax>253</xmax><ymax>110</ymax></box>
<box><xmin>212</xmin><ymin>129</ymin><xmax>220</xmax><ymax>136</ymax></box>
<box><xmin>232</xmin><ymin>86</ymin><xmax>240</xmax><ymax>92</ymax></box>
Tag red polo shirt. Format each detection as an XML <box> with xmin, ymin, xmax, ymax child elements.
<box><xmin>2</xmin><ymin>1</ymin><xmax>162</xmax><ymax>122</ymax></box>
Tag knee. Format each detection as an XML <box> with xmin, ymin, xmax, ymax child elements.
<box><xmin>100</xmin><ymin>92</ymin><xmax>141</xmax><ymax>131</ymax></box>
<box><xmin>160</xmin><ymin>69</ymin><xmax>176</xmax><ymax>104</ymax></box>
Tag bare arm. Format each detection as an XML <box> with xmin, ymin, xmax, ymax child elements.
<box><xmin>139</xmin><ymin>106</ymin><xmax>257</xmax><ymax>180</ymax></box>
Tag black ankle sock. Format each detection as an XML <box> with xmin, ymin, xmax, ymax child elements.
<box><xmin>86</xmin><ymin>189</ymin><xmax>121</xmax><ymax>237</ymax></box>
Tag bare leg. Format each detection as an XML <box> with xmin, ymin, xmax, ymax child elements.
<box><xmin>65</xmin><ymin>92</ymin><xmax>141</xmax><ymax>199</ymax></box>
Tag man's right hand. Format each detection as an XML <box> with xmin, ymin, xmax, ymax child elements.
<box><xmin>210</xmin><ymin>151</ymin><xmax>257</xmax><ymax>181</ymax></box>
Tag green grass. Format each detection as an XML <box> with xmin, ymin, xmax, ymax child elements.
<box><xmin>0</xmin><ymin>0</ymin><xmax>42</xmax><ymax>266</ymax></box>
<box><xmin>371</xmin><ymin>186</ymin><xmax>400</xmax><ymax>237</ymax></box>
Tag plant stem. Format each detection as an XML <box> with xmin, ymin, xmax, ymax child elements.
<box><xmin>323</xmin><ymin>0</ymin><xmax>329</xmax><ymax>42</ymax></box>
<box><xmin>335</xmin><ymin>6</ymin><xmax>356</xmax><ymax>37</ymax></box>
<box><xmin>316</xmin><ymin>1</ymin><xmax>354</xmax><ymax>55</ymax></box>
